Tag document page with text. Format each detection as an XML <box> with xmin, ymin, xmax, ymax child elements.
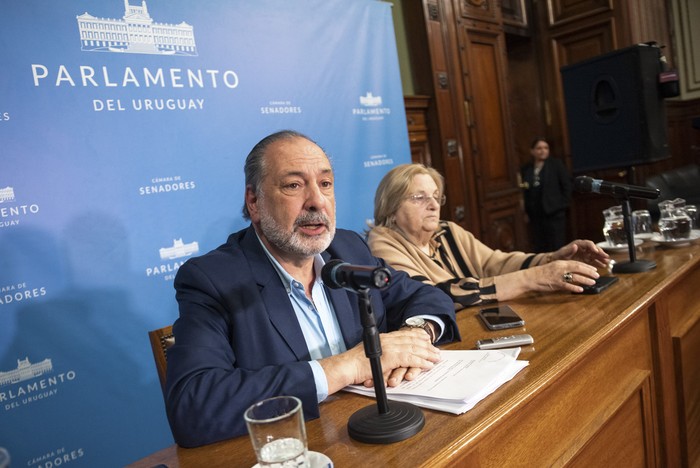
<box><xmin>343</xmin><ymin>348</ymin><xmax>528</xmax><ymax>414</ymax></box>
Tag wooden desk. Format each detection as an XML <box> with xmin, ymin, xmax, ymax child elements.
<box><xmin>129</xmin><ymin>242</ymin><xmax>700</xmax><ymax>467</ymax></box>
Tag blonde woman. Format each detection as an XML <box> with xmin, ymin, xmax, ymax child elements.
<box><xmin>367</xmin><ymin>164</ymin><xmax>609</xmax><ymax>309</ymax></box>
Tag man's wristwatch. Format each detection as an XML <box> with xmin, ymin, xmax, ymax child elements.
<box><xmin>402</xmin><ymin>317</ymin><xmax>436</xmax><ymax>344</ymax></box>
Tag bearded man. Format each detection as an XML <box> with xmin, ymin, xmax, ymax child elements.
<box><xmin>165</xmin><ymin>130</ymin><xmax>459</xmax><ymax>447</ymax></box>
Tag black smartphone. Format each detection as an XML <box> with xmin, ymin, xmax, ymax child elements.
<box><xmin>478</xmin><ymin>305</ymin><xmax>525</xmax><ymax>330</ymax></box>
<box><xmin>579</xmin><ymin>276</ymin><xmax>619</xmax><ymax>294</ymax></box>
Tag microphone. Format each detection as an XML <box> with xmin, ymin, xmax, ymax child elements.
<box><xmin>321</xmin><ymin>259</ymin><xmax>391</xmax><ymax>291</ymax></box>
<box><xmin>574</xmin><ymin>176</ymin><xmax>660</xmax><ymax>200</ymax></box>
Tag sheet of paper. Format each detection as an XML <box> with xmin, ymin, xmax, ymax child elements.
<box><xmin>343</xmin><ymin>348</ymin><xmax>528</xmax><ymax>414</ymax></box>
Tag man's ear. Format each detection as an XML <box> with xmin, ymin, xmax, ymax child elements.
<box><xmin>245</xmin><ymin>185</ymin><xmax>259</xmax><ymax>222</ymax></box>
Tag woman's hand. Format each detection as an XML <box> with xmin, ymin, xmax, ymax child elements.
<box><xmin>528</xmin><ymin>260</ymin><xmax>600</xmax><ymax>294</ymax></box>
<box><xmin>551</xmin><ymin>239</ymin><xmax>610</xmax><ymax>268</ymax></box>
<box><xmin>495</xmin><ymin>258</ymin><xmax>601</xmax><ymax>300</ymax></box>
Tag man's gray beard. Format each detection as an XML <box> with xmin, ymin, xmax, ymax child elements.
<box><xmin>259</xmin><ymin>206</ymin><xmax>335</xmax><ymax>257</ymax></box>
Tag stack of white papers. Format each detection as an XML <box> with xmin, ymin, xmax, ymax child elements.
<box><xmin>343</xmin><ymin>348</ymin><xmax>528</xmax><ymax>414</ymax></box>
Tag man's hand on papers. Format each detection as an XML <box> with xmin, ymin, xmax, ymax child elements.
<box><xmin>371</xmin><ymin>328</ymin><xmax>441</xmax><ymax>387</ymax></box>
<box><xmin>319</xmin><ymin>328</ymin><xmax>441</xmax><ymax>394</ymax></box>
<box><xmin>344</xmin><ymin>348</ymin><xmax>528</xmax><ymax>415</ymax></box>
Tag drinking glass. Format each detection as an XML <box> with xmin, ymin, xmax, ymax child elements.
<box><xmin>0</xmin><ymin>447</ymin><xmax>9</xmax><ymax>468</ymax></box>
<box><xmin>658</xmin><ymin>198</ymin><xmax>692</xmax><ymax>241</ymax></box>
<box><xmin>603</xmin><ymin>205</ymin><xmax>626</xmax><ymax>246</ymax></box>
<box><xmin>632</xmin><ymin>209</ymin><xmax>652</xmax><ymax>239</ymax></box>
<box><xmin>245</xmin><ymin>396</ymin><xmax>308</xmax><ymax>468</ymax></box>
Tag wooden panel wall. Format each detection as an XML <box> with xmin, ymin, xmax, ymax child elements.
<box><xmin>401</xmin><ymin>0</ymin><xmax>699</xmax><ymax>247</ymax></box>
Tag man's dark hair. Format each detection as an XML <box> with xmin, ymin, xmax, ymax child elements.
<box><xmin>241</xmin><ymin>130</ymin><xmax>316</xmax><ymax>220</ymax></box>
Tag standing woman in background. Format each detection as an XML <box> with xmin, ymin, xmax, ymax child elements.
<box><xmin>521</xmin><ymin>137</ymin><xmax>572</xmax><ymax>252</ymax></box>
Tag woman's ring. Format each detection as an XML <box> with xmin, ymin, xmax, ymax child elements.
<box><xmin>563</xmin><ymin>272</ymin><xmax>574</xmax><ymax>283</ymax></box>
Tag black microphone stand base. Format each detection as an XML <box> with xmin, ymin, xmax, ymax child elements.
<box><xmin>348</xmin><ymin>401</ymin><xmax>425</xmax><ymax>444</ymax></box>
<box><xmin>612</xmin><ymin>259</ymin><xmax>656</xmax><ymax>274</ymax></box>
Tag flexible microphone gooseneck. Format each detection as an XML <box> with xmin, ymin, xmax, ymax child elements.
<box><xmin>322</xmin><ymin>259</ymin><xmax>425</xmax><ymax>444</ymax></box>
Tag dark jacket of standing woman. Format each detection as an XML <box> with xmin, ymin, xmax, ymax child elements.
<box><xmin>521</xmin><ymin>157</ymin><xmax>571</xmax><ymax>217</ymax></box>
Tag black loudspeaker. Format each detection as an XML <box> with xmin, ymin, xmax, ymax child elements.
<box><xmin>561</xmin><ymin>44</ymin><xmax>670</xmax><ymax>173</ymax></box>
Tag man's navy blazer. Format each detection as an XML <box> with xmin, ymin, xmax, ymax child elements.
<box><xmin>165</xmin><ymin>225</ymin><xmax>458</xmax><ymax>447</ymax></box>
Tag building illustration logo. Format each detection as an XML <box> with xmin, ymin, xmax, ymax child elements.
<box><xmin>159</xmin><ymin>238</ymin><xmax>199</xmax><ymax>260</ymax></box>
<box><xmin>0</xmin><ymin>186</ymin><xmax>15</xmax><ymax>203</ymax></box>
<box><xmin>352</xmin><ymin>92</ymin><xmax>390</xmax><ymax>120</ymax></box>
<box><xmin>76</xmin><ymin>0</ymin><xmax>197</xmax><ymax>56</ymax></box>
<box><xmin>1</xmin><ymin>356</ymin><xmax>77</xmax><ymax>411</ymax></box>
<box><xmin>0</xmin><ymin>357</ymin><xmax>53</xmax><ymax>387</ymax></box>
<box><xmin>359</xmin><ymin>92</ymin><xmax>382</xmax><ymax>107</ymax></box>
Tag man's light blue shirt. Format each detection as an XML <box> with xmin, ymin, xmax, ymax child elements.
<box><xmin>257</xmin><ymin>236</ymin><xmax>344</xmax><ymax>402</ymax></box>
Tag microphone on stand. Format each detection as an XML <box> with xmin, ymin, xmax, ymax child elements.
<box><xmin>321</xmin><ymin>260</ymin><xmax>391</xmax><ymax>291</ymax></box>
<box><xmin>574</xmin><ymin>176</ymin><xmax>660</xmax><ymax>200</ymax></box>
<box><xmin>321</xmin><ymin>259</ymin><xmax>425</xmax><ymax>444</ymax></box>
<box><xmin>574</xmin><ymin>175</ymin><xmax>657</xmax><ymax>273</ymax></box>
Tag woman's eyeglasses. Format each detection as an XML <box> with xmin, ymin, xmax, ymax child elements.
<box><xmin>406</xmin><ymin>194</ymin><xmax>447</xmax><ymax>206</ymax></box>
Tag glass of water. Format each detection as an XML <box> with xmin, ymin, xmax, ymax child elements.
<box><xmin>245</xmin><ymin>396</ymin><xmax>308</xmax><ymax>468</ymax></box>
<box><xmin>658</xmin><ymin>198</ymin><xmax>692</xmax><ymax>241</ymax></box>
<box><xmin>0</xmin><ymin>447</ymin><xmax>10</xmax><ymax>468</ymax></box>
<box><xmin>603</xmin><ymin>205</ymin><xmax>626</xmax><ymax>246</ymax></box>
<box><xmin>632</xmin><ymin>209</ymin><xmax>652</xmax><ymax>239</ymax></box>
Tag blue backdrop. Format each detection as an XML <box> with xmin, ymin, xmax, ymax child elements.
<box><xmin>0</xmin><ymin>0</ymin><xmax>410</xmax><ymax>465</ymax></box>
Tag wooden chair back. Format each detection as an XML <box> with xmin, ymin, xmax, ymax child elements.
<box><xmin>148</xmin><ymin>325</ymin><xmax>174</xmax><ymax>392</ymax></box>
